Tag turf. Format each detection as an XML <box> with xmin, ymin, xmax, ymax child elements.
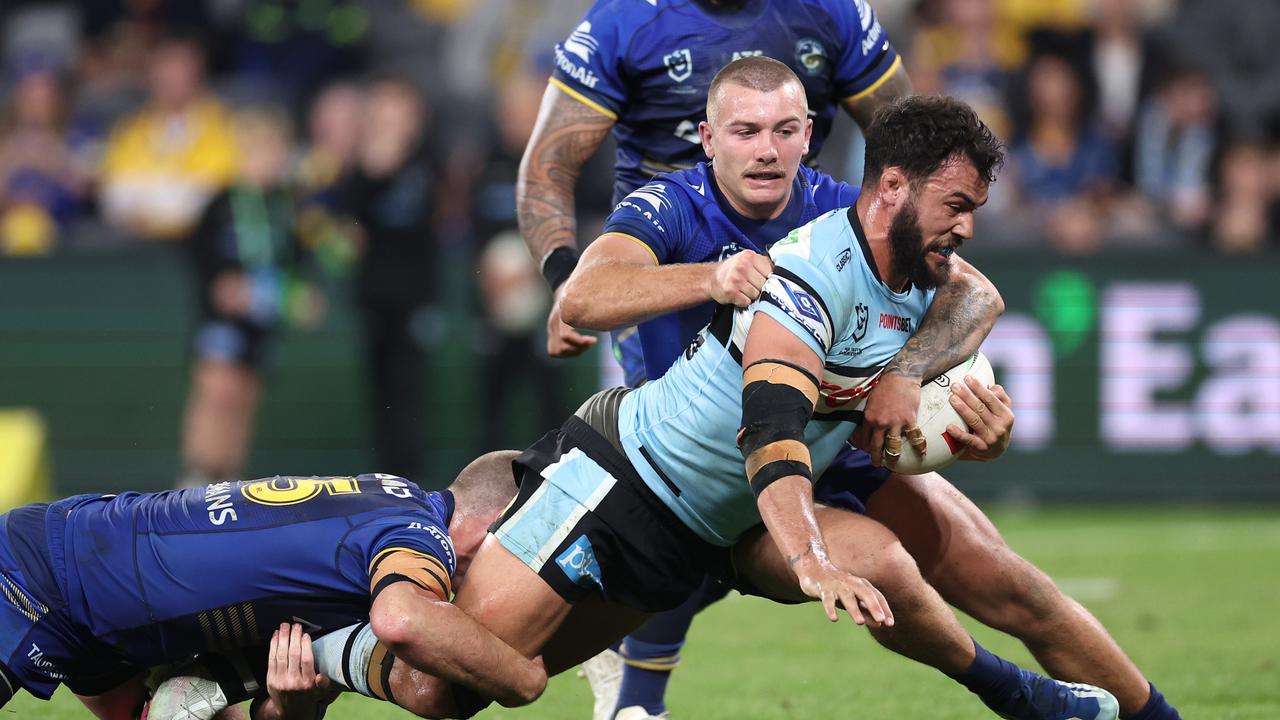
<box><xmin>8</xmin><ymin>506</ymin><xmax>1278</xmax><ymax>719</ymax></box>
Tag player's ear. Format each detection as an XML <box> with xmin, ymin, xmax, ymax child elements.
<box><xmin>803</xmin><ymin>117</ymin><xmax>813</xmax><ymax>154</ymax></box>
<box><xmin>878</xmin><ymin>167</ymin><xmax>909</xmax><ymax>207</ymax></box>
<box><xmin>699</xmin><ymin>120</ymin><xmax>714</xmax><ymax>160</ymax></box>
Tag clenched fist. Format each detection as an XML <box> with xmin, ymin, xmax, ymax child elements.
<box><xmin>705</xmin><ymin>250</ymin><xmax>774</xmax><ymax>307</ymax></box>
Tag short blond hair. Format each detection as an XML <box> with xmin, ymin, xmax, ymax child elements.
<box><xmin>706</xmin><ymin>56</ymin><xmax>805</xmax><ymax>125</ymax></box>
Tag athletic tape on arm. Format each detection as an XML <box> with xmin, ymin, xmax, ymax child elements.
<box><xmin>739</xmin><ymin>359</ymin><xmax>819</xmax><ymax>495</ymax></box>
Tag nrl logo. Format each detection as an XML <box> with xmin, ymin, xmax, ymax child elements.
<box><xmin>664</xmin><ymin>48</ymin><xmax>692</xmax><ymax>82</ymax></box>
<box><xmin>852</xmin><ymin>302</ymin><xmax>869</xmax><ymax>341</ymax></box>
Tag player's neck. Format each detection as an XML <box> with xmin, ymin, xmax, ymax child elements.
<box><xmin>854</xmin><ymin>192</ymin><xmax>908</xmax><ymax>291</ymax></box>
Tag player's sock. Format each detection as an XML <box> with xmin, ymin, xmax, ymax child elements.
<box><xmin>311</xmin><ymin>622</ymin><xmax>396</xmax><ymax>701</ymax></box>
<box><xmin>616</xmin><ymin>638</ymin><xmax>680</xmax><ymax>717</ymax></box>
<box><xmin>0</xmin><ymin>661</ymin><xmax>16</xmax><ymax>708</ymax></box>
<box><xmin>614</xmin><ymin>576</ymin><xmax>728</xmax><ymax>717</ymax></box>
<box><xmin>1123</xmin><ymin>683</ymin><xmax>1182</xmax><ymax>720</ymax></box>
<box><xmin>947</xmin><ymin>639</ymin><xmax>1119</xmax><ymax>720</ymax></box>
<box><xmin>946</xmin><ymin>639</ymin><xmax>1021</xmax><ymax>698</ymax></box>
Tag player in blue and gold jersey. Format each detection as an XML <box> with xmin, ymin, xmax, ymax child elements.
<box><xmin>0</xmin><ymin>463</ymin><xmax>545</xmax><ymax>719</ymax></box>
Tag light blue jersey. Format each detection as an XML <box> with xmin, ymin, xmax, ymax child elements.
<box><xmin>618</xmin><ymin>206</ymin><xmax>934</xmax><ymax>545</ymax></box>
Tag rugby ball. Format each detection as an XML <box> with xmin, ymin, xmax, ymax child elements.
<box><xmin>890</xmin><ymin>351</ymin><xmax>996</xmax><ymax>475</ymax></box>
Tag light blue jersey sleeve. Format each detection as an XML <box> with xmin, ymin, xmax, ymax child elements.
<box><xmin>753</xmin><ymin>210</ymin><xmax>855</xmax><ymax>360</ymax></box>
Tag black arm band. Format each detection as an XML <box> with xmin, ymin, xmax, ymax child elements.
<box><xmin>540</xmin><ymin>245</ymin><xmax>581</xmax><ymax>291</ymax></box>
<box><xmin>748</xmin><ymin>459</ymin><xmax>813</xmax><ymax>496</ymax></box>
<box><xmin>740</xmin><ymin>366</ymin><xmax>817</xmax><ymax>496</ymax></box>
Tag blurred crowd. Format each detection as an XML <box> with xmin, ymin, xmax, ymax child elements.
<box><xmin>1</xmin><ymin>0</ymin><xmax>1278</xmax><ymax>263</ymax></box>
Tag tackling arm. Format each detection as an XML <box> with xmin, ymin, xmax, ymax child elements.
<box><xmin>560</xmin><ymin>235</ymin><xmax>773</xmax><ymax>330</ymax></box>
<box><xmin>368</xmin><ymin>582</ymin><xmax>546</xmax><ymax>708</ymax></box>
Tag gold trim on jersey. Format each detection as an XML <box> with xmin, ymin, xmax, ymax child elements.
<box><xmin>369</xmin><ymin>547</ymin><xmax>452</xmax><ymax>600</ymax></box>
<box><xmin>549</xmin><ymin>78</ymin><xmax>618</xmax><ymax>120</ymax></box>
<box><xmin>602</xmin><ymin>232</ymin><xmax>660</xmax><ymax>265</ymax></box>
<box><xmin>198</xmin><ymin>602</ymin><xmax>261</xmax><ymax>650</ymax></box>
<box><xmin>843</xmin><ymin>55</ymin><xmax>903</xmax><ymax>103</ymax></box>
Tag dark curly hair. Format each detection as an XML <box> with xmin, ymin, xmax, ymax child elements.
<box><xmin>862</xmin><ymin>95</ymin><xmax>1005</xmax><ymax>187</ymax></box>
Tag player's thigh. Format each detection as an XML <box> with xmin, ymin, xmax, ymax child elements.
<box><xmin>866</xmin><ymin>472</ymin><xmax>1035</xmax><ymax>601</ymax></box>
<box><xmin>452</xmin><ymin>533</ymin><xmax>576</xmax><ymax>656</ymax></box>
<box><xmin>732</xmin><ymin>506</ymin><xmax>903</xmax><ymax>603</ymax></box>
<box><xmin>539</xmin><ymin>595</ymin><xmax>650</xmax><ymax>675</ymax></box>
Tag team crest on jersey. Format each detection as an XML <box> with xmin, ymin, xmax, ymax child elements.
<box><xmin>664</xmin><ymin>48</ymin><xmax>692</xmax><ymax>82</ymax></box>
<box><xmin>795</xmin><ymin>39</ymin><xmax>828</xmax><ymax>76</ymax></box>
<box><xmin>852</xmin><ymin>302</ymin><xmax>869</xmax><ymax>341</ymax></box>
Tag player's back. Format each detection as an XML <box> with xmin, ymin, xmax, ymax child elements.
<box><xmin>618</xmin><ymin>206</ymin><xmax>934</xmax><ymax>545</ymax></box>
<box><xmin>56</xmin><ymin>474</ymin><xmax>454</xmax><ymax>667</ymax></box>
<box><xmin>551</xmin><ymin>0</ymin><xmax>901</xmax><ymax>201</ymax></box>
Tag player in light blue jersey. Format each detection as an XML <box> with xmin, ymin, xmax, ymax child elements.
<box><xmin>0</xmin><ymin>457</ymin><xmax>545</xmax><ymax>720</ymax></box>
<box><xmin>518</xmin><ymin>0</ymin><xmax>912</xmax><ymax>368</ymax></box>
<box><xmin>352</xmin><ymin>92</ymin><xmax>1120</xmax><ymax>720</ymax></box>
<box><xmin>560</xmin><ymin>59</ymin><xmax>1182</xmax><ymax>720</ymax></box>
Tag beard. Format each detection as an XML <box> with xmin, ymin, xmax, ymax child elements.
<box><xmin>887</xmin><ymin>200</ymin><xmax>949</xmax><ymax>290</ymax></box>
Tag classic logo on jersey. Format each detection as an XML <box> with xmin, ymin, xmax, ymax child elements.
<box><xmin>762</xmin><ymin>275</ymin><xmax>833</xmax><ymax>350</ymax></box>
<box><xmin>718</xmin><ymin>241</ymin><xmax>745</xmax><ymax>261</ymax></box>
<box><xmin>664</xmin><ymin>48</ymin><xmax>692</xmax><ymax>82</ymax></box>
<box><xmin>616</xmin><ymin>184</ymin><xmax>671</xmax><ymax>233</ymax></box>
<box><xmin>879</xmin><ymin>312</ymin><xmax>913</xmax><ymax>333</ymax></box>
<box><xmin>835</xmin><ymin>248</ymin><xmax>851</xmax><ymax>271</ymax></box>
<box><xmin>564</xmin><ymin>21</ymin><xmax>599</xmax><ymax>63</ymax></box>
<box><xmin>795</xmin><ymin>39</ymin><xmax>828</xmax><ymax>76</ymax></box>
<box><xmin>852</xmin><ymin>302</ymin><xmax>869</xmax><ymax>341</ymax></box>
<box><xmin>556</xmin><ymin>535</ymin><xmax>602</xmax><ymax>588</ymax></box>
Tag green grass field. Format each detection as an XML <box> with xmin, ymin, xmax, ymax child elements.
<box><xmin>8</xmin><ymin>506</ymin><xmax>1278</xmax><ymax>719</ymax></box>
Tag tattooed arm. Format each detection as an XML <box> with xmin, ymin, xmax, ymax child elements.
<box><xmin>516</xmin><ymin>83</ymin><xmax>616</xmax><ymax>357</ymax></box>
<box><xmin>840</xmin><ymin>61</ymin><xmax>914</xmax><ymax>131</ymax></box>
<box><xmin>851</xmin><ymin>256</ymin><xmax>1005</xmax><ymax>466</ymax></box>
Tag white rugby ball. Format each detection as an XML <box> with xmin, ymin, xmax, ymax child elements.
<box><xmin>889</xmin><ymin>351</ymin><xmax>995</xmax><ymax>475</ymax></box>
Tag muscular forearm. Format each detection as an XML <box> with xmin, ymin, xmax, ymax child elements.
<box><xmin>843</xmin><ymin>64</ymin><xmax>914</xmax><ymax>131</ymax></box>
<box><xmin>882</xmin><ymin>258</ymin><xmax>1003</xmax><ymax>381</ymax></box>
<box><xmin>374</xmin><ymin>596</ymin><xmax>542</xmax><ymax>707</ymax></box>
<box><xmin>560</xmin><ymin>259</ymin><xmax>717</xmax><ymax>329</ymax></box>
<box><xmin>756</xmin><ymin>475</ymin><xmax>829</xmax><ymax>572</ymax></box>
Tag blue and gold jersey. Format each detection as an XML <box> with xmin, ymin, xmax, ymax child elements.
<box><xmin>18</xmin><ymin>475</ymin><xmax>454</xmax><ymax>673</ymax></box>
<box><xmin>618</xmin><ymin>207</ymin><xmax>934</xmax><ymax>545</ymax></box>
<box><xmin>603</xmin><ymin>162</ymin><xmax>857</xmax><ymax>380</ymax></box>
<box><xmin>552</xmin><ymin>0</ymin><xmax>901</xmax><ymax>202</ymax></box>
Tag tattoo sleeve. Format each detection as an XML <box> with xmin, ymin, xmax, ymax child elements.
<box><xmin>842</xmin><ymin>63</ymin><xmax>915</xmax><ymax>131</ymax></box>
<box><xmin>516</xmin><ymin>84</ymin><xmax>616</xmax><ymax>263</ymax></box>
<box><xmin>883</xmin><ymin>262</ymin><xmax>1004</xmax><ymax>381</ymax></box>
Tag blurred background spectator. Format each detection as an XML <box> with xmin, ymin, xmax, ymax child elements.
<box><xmin>180</xmin><ymin>105</ymin><xmax>323</xmax><ymax>488</ymax></box>
<box><xmin>342</xmin><ymin>77</ymin><xmax>439</xmax><ymax>481</ymax></box>
<box><xmin>97</xmin><ymin>32</ymin><xmax>236</xmax><ymax>242</ymax></box>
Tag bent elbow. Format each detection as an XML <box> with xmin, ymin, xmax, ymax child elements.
<box><xmin>558</xmin><ymin>278</ymin><xmax>603</xmax><ymax>330</ymax></box>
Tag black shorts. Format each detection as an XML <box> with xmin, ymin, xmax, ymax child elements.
<box><xmin>491</xmin><ymin>416</ymin><xmax>730</xmax><ymax>613</ymax></box>
<box><xmin>192</xmin><ymin>317</ymin><xmax>275</xmax><ymax>369</ymax></box>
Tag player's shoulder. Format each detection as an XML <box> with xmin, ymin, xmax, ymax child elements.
<box><xmin>771</xmin><ymin>206</ymin><xmax>853</xmax><ymax>267</ymax></box>
<box><xmin>578</xmin><ymin>0</ymin><xmax>667</xmax><ymax>25</ymax></box>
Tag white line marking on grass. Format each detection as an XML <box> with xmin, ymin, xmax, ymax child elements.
<box><xmin>1055</xmin><ymin>577</ymin><xmax>1120</xmax><ymax>602</ymax></box>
